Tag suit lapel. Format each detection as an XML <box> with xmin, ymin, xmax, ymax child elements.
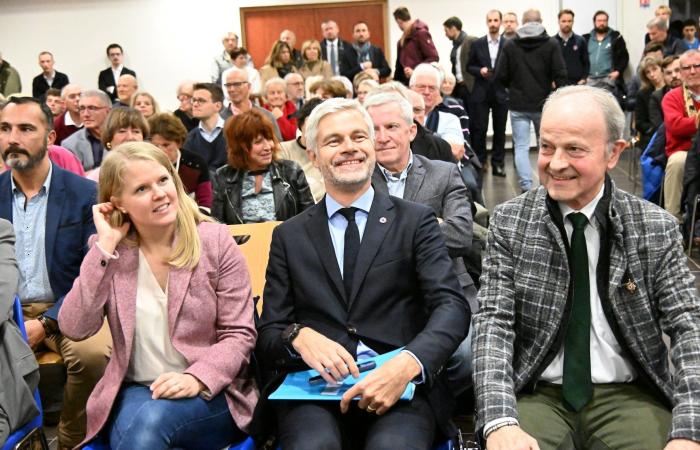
<box><xmin>348</xmin><ymin>194</ymin><xmax>395</xmax><ymax>308</ymax></box>
<box><xmin>304</xmin><ymin>201</ymin><xmax>346</xmax><ymax>303</ymax></box>
<box><xmin>45</xmin><ymin>165</ymin><xmax>65</xmax><ymax>275</ymax></box>
<box><xmin>167</xmin><ymin>265</ymin><xmax>194</xmax><ymax>336</ymax></box>
<box><xmin>114</xmin><ymin>246</ymin><xmax>139</xmax><ymax>354</ymax></box>
<box><xmin>371</xmin><ymin>168</ymin><xmax>389</xmax><ymax>196</ymax></box>
<box><xmin>404</xmin><ymin>158</ymin><xmax>426</xmax><ymax>202</ymax></box>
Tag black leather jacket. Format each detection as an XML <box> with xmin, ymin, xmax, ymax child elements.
<box><xmin>211</xmin><ymin>159</ymin><xmax>314</xmax><ymax>224</ymax></box>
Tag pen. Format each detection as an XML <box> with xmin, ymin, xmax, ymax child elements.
<box><xmin>308</xmin><ymin>361</ymin><xmax>376</xmax><ymax>385</ymax></box>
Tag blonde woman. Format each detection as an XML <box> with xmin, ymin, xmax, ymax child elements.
<box><xmin>130</xmin><ymin>91</ymin><xmax>160</xmax><ymax>119</ymax></box>
<box><xmin>298</xmin><ymin>40</ymin><xmax>332</xmax><ymax>80</ymax></box>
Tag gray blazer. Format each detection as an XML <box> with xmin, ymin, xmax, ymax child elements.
<box><xmin>372</xmin><ymin>154</ymin><xmax>475</xmax><ymax>305</ymax></box>
<box><xmin>61</xmin><ymin>128</ymin><xmax>103</xmax><ymax>171</ymax></box>
<box><xmin>0</xmin><ymin>219</ymin><xmax>39</xmax><ymax>445</ymax></box>
<box><xmin>473</xmin><ymin>180</ymin><xmax>700</xmax><ymax>441</ymax></box>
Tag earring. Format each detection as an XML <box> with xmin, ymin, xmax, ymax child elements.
<box><xmin>106</xmin><ymin>142</ymin><xmax>112</xmax><ymax>150</ymax></box>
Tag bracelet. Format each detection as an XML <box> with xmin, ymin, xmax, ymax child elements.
<box><xmin>484</xmin><ymin>420</ymin><xmax>519</xmax><ymax>439</ymax></box>
<box><xmin>37</xmin><ymin>314</ymin><xmax>59</xmax><ymax>336</ymax></box>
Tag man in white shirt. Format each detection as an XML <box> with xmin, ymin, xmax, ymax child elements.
<box><xmin>473</xmin><ymin>85</ymin><xmax>700</xmax><ymax>450</ymax></box>
<box><xmin>97</xmin><ymin>44</ymin><xmax>136</xmax><ymax>102</ymax></box>
<box><xmin>320</xmin><ymin>20</ymin><xmax>352</xmax><ymax>77</ymax></box>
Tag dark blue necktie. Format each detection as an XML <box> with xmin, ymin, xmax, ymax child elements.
<box><xmin>338</xmin><ymin>207</ymin><xmax>359</xmax><ymax>298</ymax></box>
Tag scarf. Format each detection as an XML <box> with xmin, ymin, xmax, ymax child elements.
<box><xmin>352</xmin><ymin>42</ymin><xmax>372</xmax><ymax>64</ymax></box>
<box><xmin>683</xmin><ymin>83</ymin><xmax>699</xmax><ymax>118</ymax></box>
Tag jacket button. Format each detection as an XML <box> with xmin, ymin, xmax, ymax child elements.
<box><xmin>347</xmin><ymin>327</ymin><xmax>357</xmax><ymax>335</ymax></box>
<box><xmin>100</xmin><ymin>260</ymin><xmax>106</xmax><ymax>267</ymax></box>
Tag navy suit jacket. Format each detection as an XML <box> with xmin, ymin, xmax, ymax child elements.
<box><xmin>341</xmin><ymin>44</ymin><xmax>392</xmax><ymax>80</ymax></box>
<box><xmin>467</xmin><ymin>36</ymin><xmax>507</xmax><ymax>104</ymax></box>
<box><xmin>0</xmin><ymin>164</ymin><xmax>96</xmax><ymax>320</ymax></box>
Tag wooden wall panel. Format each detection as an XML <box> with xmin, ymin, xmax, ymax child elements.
<box><xmin>241</xmin><ymin>1</ymin><xmax>388</xmax><ymax>69</ymax></box>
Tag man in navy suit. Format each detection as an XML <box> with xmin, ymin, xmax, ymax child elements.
<box><xmin>257</xmin><ymin>98</ymin><xmax>470</xmax><ymax>449</ymax></box>
<box><xmin>0</xmin><ymin>97</ymin><xmax>110</xmax><ymax>450</ymax></box>
<box><xmin>320</xmin><ymin>20</ymin><xmax>353</xmax><ymax>77</ymax></box>
<box><xmin>467</xmin><ymin>10</ymin><xmax>508</xmax><ymax>177</ymax></box>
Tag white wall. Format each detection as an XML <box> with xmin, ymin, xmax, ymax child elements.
<box><xmin>0</xmin><ymin>0</ymin><xmax>664</xmax><ymax>111</ymax></box>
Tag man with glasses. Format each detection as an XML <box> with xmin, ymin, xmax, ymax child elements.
<box><xmin>182</xmin><ymin>83</ymin><xmax>228</xmax><ymax>171</ymax></box>
<box><xmin>173</xmin><ymin>81</ymin><xmax>197</xmax><ymax>132</ymax></box>
<box><xmin>661</xmin><ymin>49</ymin><xmax>700</xmax><ymax>221</ymax></box>
<box><xmin>285</xmin><ymin>73</ymin><xmax>305</xmax><ymax>110</ymax></box>
<box><xmin>97</xmin><ymin>44</ymin><xmax>136</xmax><ymax>102</ymax></box>
<box><xmin>61</xmin><ymin>90</ymin><xmax>112</xmax><ymax>171</ymax></box>
<box><xmin>220</xmin><ymin>68</ymin><xmax>282</xmax><ymax>140</ymax></box>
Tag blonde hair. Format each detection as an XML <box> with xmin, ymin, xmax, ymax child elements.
<box><xmin>98</xmin><ymin>141</ymin><xmax>212</xmax><ymax>269</ymax></box>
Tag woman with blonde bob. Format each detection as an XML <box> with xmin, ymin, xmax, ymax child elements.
<box><xmin>58</xmin><ymin>142</ymin><xmax>258</xmax><ymax>449</ymax></box>
<box><xmin>130</xmin><ymin>91</ymin><xmax>160</xmax><ymax>119</ymax></box>
<box><xmin>298</xmin><ymin>39</ymin><xmax>332</xmax><ymax>79</ymax></box>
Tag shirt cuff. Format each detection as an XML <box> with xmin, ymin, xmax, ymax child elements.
<box><xmin>484</xmin><ymin>417</ymin><xmax>519</xmax><ymax>438</ymax></box>
<box><xmin>94</xmin><ymin>242</ymin><xmax>120</xmax><ymax>260</ymax></box>
<box><xmin>400</xmin><ymin>349</ymin><xmax>425</xmax><ymax>384</ymax></box>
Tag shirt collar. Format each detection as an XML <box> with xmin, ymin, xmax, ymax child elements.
<box><xmin>378</xmin><ymin>151</ymin><xmax>413</xmax><ymax>182</ymax></box>
<box><xmin>198</xmin><ymin>115</ymin><xmax>225</xmax><ymax>133</ymax></box>
<box><xmin>488</xmin><ymin>35</ymin><xmax>500</xmax><ymax>45</ymax></box>
<box><xmin>326</xmin><ymin>185</ymin><xmax>374</xmax><ymax>219</ymax></box>
<box><xmin>558</xmin><ymin>183</ymin><xmax>605</xmax><ymax>226</ymax></box>
<box><xmin>11</xmin><ymin>161</ymin><xmax>53</xmax><ymax>197</ymax></box>
<box><xmin>64</xmin><ymin>111</ymin><xmax>81</xmax><ymax>127</ymax></box>
<box><xmin>43</xmin><ymin>71</ymin><xmax>56</xmax><ymax>80</ymax></box>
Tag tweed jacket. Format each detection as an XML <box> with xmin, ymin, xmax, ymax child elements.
<box><xmin>58</xmin><ymin>222</ymin><xmax>259</xmax><ymax>446</ymax></box>
<box><xmin>473</xmin><ymin>180</ymin><xmax>700</xmax><ymax>441</ymax></box>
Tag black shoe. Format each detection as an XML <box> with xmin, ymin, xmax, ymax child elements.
<box><xmin>492</xmin><ymin>165</ymin><xmax>506</xmax><ymax>177</ymax></box>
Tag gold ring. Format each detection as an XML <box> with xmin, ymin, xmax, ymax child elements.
<box><xmin>366</xmin><ymin>405</ymin><xmax>376</xmax><ymax>413</ymax></box>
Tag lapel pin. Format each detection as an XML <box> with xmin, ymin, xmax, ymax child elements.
<box><xmin>379</xmin><ymin>217</ymin><xmax>387</xmax><ymax>224</ymax></box>
<box><xmin>624</xmin><ymin>278</ymin><xmax>636</xmax><ymax>294</ymax></box>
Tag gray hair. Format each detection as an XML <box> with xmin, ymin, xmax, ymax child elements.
<box><xmin>263</xmin><ymin>77</ymin><xmax>286</xmax><ymax>95</ymax></box>
<box><xmin>305</xmin><ymin>98</ymin><xmax>375</xmax><ymax>154</ymax></box>
<box><xmin>284</xmin><ymin>72</ymin><xmax>303</xmax><ymax>82</ymax></box>
<box><xmin>60</xmin><ymin>83</ymin><xmax>81</xmax><ymax>98</ymax></box>
<box><xmin>542</xmin><ymin>85</ymin><xmax>624</xmax><ymax>145</ymax></box>
<box><xmin>409</xmin><ymin>63</ymin><xmax>443</xmax><ymax>87</ymax></box>
<box><xmin>363</xmin><ymin>91</ymin><xmax>413</xmax><ymax>125</ymax></box>
<box><xmin>681</xmin><ymin>49</ymin><xmax>700</xmax><ymax>64</ymax></box>
<box><xmin>224</xmin><ymin>66</ymin><xmax>249</xmax><ymax>82</ymax></box>
<box><xmin>374</xmin><ymin>81</ymin><xmax>411</xmax><ymax>98</ymax></box>
<box><xmin>80</xmin><ymin>89</ymin><xmax>112</xmax><ymax>107</ymax></box>
<box><xmin>647</xmin><ymin>17</ymin><xmax>668</xmax><ymax>31</ymax></box>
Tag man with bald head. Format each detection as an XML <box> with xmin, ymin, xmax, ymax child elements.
<box><xmin>114</xmin><ymin>74</ymin><xmax>137</xmax><ymax>107</ymax></box>
<box><xmin>98</xmin><ymin>43</ymin><xmax>136</xmax><ymax>102</ymax></box>
<box><xmin>53</xmin><ymin>84</ymin><xmax>83</xmax><ymax>145</ymax></box>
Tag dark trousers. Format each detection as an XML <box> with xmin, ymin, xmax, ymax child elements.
<box><xmin>468</xmin><ymin>93</ymin><xmax>508</xmax><ymax>167</ymax></box>
<box><xmin>453</xmin><ymin>82</ymin><xmax>471</xmax><ymax>117</ymax></box>
<box><xmin>276</xmin><ymin>393</ymin><xmax>436</xmax><ymax>449</ymax></box>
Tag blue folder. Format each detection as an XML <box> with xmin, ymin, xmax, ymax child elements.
<box><xmin>269</xmin><ymin>348</ymin><xmax>416</xmax><ymax>401</ymax></box>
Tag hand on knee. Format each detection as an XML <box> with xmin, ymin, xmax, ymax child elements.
<box><xmin>486</xmin><ymin>425</ymin><xmax>540</xmax><ymax>450</ymax></box>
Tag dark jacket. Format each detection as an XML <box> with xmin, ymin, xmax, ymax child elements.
<box><xmin>649</xmin><ymin>85</ymin><xmax>671</xmax><ymax>130</ymax></box>
<box><xmin>342</xmin><ymin>44</ymin><xmax>392</xmax><ymax>80</ymax></box>
<box><xmin>32</xmin><ymin>71</ymin><xmax>69</xmax><ymax>100</ymax></box>
<box><xmin>411</xmin><ymin>121</ymin><xmax>456</xmax><ymax>163</ymax></box>
<box><xmin>211</xmin><ymin>159</ymin><xmax>314</xmax><ymax>225</ymax></box>
<box><xmin>635</xmin><ymin>87</ymin><xmax>657</xmax><ymax>151</ymax></box>
<box><xmin>495</xmin><ymin>23</ymin><xmax>567</xmax><ymax>112</ymax></box>
<box><xmin>554</xmin><ymin>33</ymin><xmax>589</xmax><ymax>84</ymax></box>
<box><xmin>467</xmin><ymin>35</ymin><xmax>507</xmax><ymax>104</ymax></box>
<box><xmin>582</xmin><ymin>29</ymin><xmax>629</xmax><ymax>76</ymax></box>
<box><xmin>97</xmin><ymin>66</ymin><xmax>136</xmax><ymax>101</ymax></box>
<box><xmin>395</xmin><ymin>19</ymin><xmax>439</xmax><ymax>84</ymax></box>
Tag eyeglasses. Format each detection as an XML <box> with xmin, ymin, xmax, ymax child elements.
<box><xmin>191</xmin><ymin>97</ymin><xmax>211</xmax><ymax>105</ymax></box>
<box><xmin>680</xmin><ymin>63</ymin><xmax>700</xmax><ymax>72</ymax></box>
<box><xmin>177</xmin><ymin>93</ymin><xmax>192</xmax><ymax>101</ymax></box>
<box><xmin>78</xmin><ymin>105</ymin><xmax>107</xmax><ymax>113</ymax></box>
<box><xmin>224</xmin><ymin>81</ymin><xmax>249</xmax><ymax>89</ymax></box>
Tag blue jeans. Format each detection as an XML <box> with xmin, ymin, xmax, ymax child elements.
<box><xmin>108</xmin><ymin>384</ymin><xmax>244</xmax><ymax>450</ymax></box>
<box><xmin>510</xmin><ymin>110</ymin><xmax>542</xmax><ymax>191</ymax></box>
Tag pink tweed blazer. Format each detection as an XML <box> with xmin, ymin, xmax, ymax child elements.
<box><xmin>58</xmin><ymin>222</ymin><xmax>259</xmax><ymax>446</ymax></box>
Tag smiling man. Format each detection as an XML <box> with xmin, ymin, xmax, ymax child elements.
<box><xmin>473</xmin><ymin>85</ymin><xmax>700</xmax><ymax>450</ymax></box>
<box><xmin>257</xmin><ymin>97</ymin><xmax>469</xmax><ymax>449</ymax></box>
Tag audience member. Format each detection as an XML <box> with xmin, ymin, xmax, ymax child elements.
<box><xmin>211</xmin><ymin>32</ymin><xmax>239</xmax><ymax>84</ymax></box>
<box><xmin>683</xmin><ymin>19</ymin><xmax>699</xmax><ymax>50</ymax></box>
<box><xmin>285</xmin><ymin>73</ymin><xmax>305</xmax><ymax>110</ymax></box>
<box><xmin>98</xmin><ymin>44</ymin><xmax>136</xmax><ymax>102</ymax></box>
<box><xmin>636</xmin><ymin>56</ymin><xmax>665</xmax><ymax>151</ymax></box>
<box><xmin>280</xmin><ymin>29</ymin><xmax>303</xmax><ymax>68</ymax></box>
<box><xmin>404</xmin><ymin>88</ymin><xmax>456</xmax><ymax>163</ymax></box>
<box><xmin>262</xmin><ymin>77</ymin><xmax>298</xmax><ymax>141</ymax></box>
<box><xmin>468</xmin><ymin>10</ymin><xmax>508</xmax><ymax>176</ymax></box>
<box><xmin>183</xmin><ymin>83</ymin><xmax>227</xmax><ymax>171</ymax></box>
<box><xmin>222</xmin><ymin>48</ymin><xmax>261</xmax><ymax>96</ymax></box>
<box><xmin>649</xmin><ymin>56</ymin><xmax>682</xmax><ymax>128</ymax></box>
<box><xmin>211</xmin><ymin>109</ymin><xmax>312</xmax><ymax>224</ymax></box>
<box><xmin>626</xmin><ymin>41</ymin><xmax>665</xmax><ymax>113</ymax></box>
<box><xmin>260</xmin><ymin>41</ymin><xmax>299</xmax><ymax>86</ymax></box>
<box><xmin>32</xmin><ymin>52</ymin><xmax>69</xmax><ymax>101</ymax></box>
<box><xmin>583</xmin><ymin>10</ymin><xmax>629</xmax><ymax>102</ymax></box>
<box><xmin>644</xmin><ymin>5</ymin><xmax>682</xmax><ymax>44</ymax></box>
<box><xmin>0</xmin><ymin>52</ymin><xmax>21</xmax><ymax>97</ymax></box>
<box><xmin>496</xmin><ymin>8</ymin><xmax>567</xmax><ymax>192</ymax></box>
<box><xmin>355</xmin><ymin>78</ymin><xmax>379</xmax><ymax>104</ymax></box>
<box><xmin>647</xmin><ymin>17</ymin><xmax>686</xmax><ymax>56</ymax></box>
<box><xmin>173</xmin><ymin>81</ymin><xmax>197</xmax><ymax>132</ymax></box>
<box><xmin>345</xmin><ymin>21</ymin><xmax>392</xmax><ymax>81</ymax></box>
<box><xmin>53</xmin><ymin>84</ymin><xmax>82</xmax><ymax>145</ymax></box>
<box><xmin>130</xmin><ymin>91</ymin><xmax>159</xmax><ymax>119</ymax></box>
<box><xmin>0</xmin><ymin>97</ymin><xmax>108</xmax><ymax>449</ymax></box>
<box><xmin>662</xmin><ymin>49</ymin><xmax>700</xmax><ymax>221</ymax></box>
<box><xmin>0</xmin><ymin>218</ymin><xmax>39</xmax><ymax>447</ymax></box>
<box><xmin>320</xmin><ymin>20</ymin><xmax>352</xmax><ymax>77</ymax></box>
<box><xmin>58</xmin><ymin>142</ymin><xmax>258</xmax><ymax>449</ymax></box>
<box><xmin>221</xmin><ymin>68</ymin><xmax>282</xmax><ymax>140</ymax></box>
<box><xmin>256</xmin><ymin>97</ymin><xmax>469</xmax><ymax>449</ymax></box>
<box><xmin>310</xmin><ymin>78</ymin><xmax>348</xmax><ymax>99</ymax></box>
<box><xmin>44</xmin><ymin>88</ymin><xmax>64</xmax><ymax>117</ymax></box>
<box><xmin>114</xmin><ymin>74</ymin><xmax>138</xmax><ymax>108</ymax></box>
<box><xmin>332</xmin><ymin>75</ymin><xmax>354</xmax><ymax>98</ymax></box>
<box><xmin>47</xmin><ymin>146</ymin><xmax>86</xmax><ymax>177</ymax></box>
<box><xmin>298</xmin><ymin>40</ymin><xmax>333</xmax><ymax>80</ymax></box>
<box><xmin>555</xmin><ymin>9</ymin><xmax>590</xmax><ymax>86</ymax></box>
<box><xmin>473</xmin><ymin>84</ymin><xmax>700</xmax><ymax>450</ymax></box>
<box><xmin>279</xmin><ymin>97</ymin><xmax>325</xmax><ymax>202</ymax></box>
<box><xmin>501</xmin><ymin>12</ymin><xmax>518</xmax><ymax>40</ymax></box>
<box><xmin>393</xmin><ymin>7</ymin><xmax>439</xmax><ymax>84</ymax></box>
<box><xmin>443</xmin><ymin>16</ymin><xmax>477</xmax><ymax>109</ymax></box>
<box><xmin>148</xmin><ymin>113</ymin><xmax>213</xmax><ymax>208</ymax></box>
<box><xmin>62</xmin><ymin>90</ymin><xmax>112</xmax><ymax>171</ymax></box>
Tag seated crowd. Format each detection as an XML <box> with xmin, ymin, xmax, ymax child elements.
<box><xmin>1</xmin><ymin>4</ymin><xmax>700</xmax><ymax>450</ymax></box>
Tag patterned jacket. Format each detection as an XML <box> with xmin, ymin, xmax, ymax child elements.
<box><xmin>473</xmin><ymin>179</ymin><xmax>700</xmax><ymax>441</ymax></box>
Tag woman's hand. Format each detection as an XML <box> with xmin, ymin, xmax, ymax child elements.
<box><xmin>271</xmin><ymin>107</ymin><xmax>284</xmax><ymax>119</ymax></box>
<box><xmin>150</xmin><ymin>372</ymin><xmax>205</xmax><ymax>400</ymax></box>
<box><xmin>93</xmin><ymin>203</ymin><xmax>130</xmax><ymax>254</ymax></box>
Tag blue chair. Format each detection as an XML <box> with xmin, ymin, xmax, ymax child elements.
<box><xmin>1</xmin><ymin>297</ymin><xmax>48</xmax><ymax>450</ymax></box>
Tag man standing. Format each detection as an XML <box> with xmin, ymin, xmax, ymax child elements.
<box><xmin>220</xmin><ymin>68</ymin><xmax>282</xmax><ymax>140</ymax></box>
<box><xmin>344</xmin><ymin>21</ymin><xmax>392</xmax><ymax>82</ymax></box>
<box><xmin>473</xmin><ymin>84</ymin><xmax>700</xmax><ymax>450</ymax></box>
<box><xmin>393</xmin><ymin>7</ymin><xmax>439</xmax><ymax>85</ymax></box>
<box><xmin>284</xmin><ymin>73</ymin><xmax>305</xmax><ymax>111</ymax></box>
<box><xmin>661</xmin><ymin>49</ymin><xmax>700</xmax><ymax>221</ymax></box>
<box><xmin>555</xmin><ymin>10</ymin><xmax>589</xmax><ymax>86</ymax></box>
<box><xmin>647</xmin><ymin>17</ymin><xmax>686</xmax><ymax>56</ymax></box>
<box><xmin>0</xmin><ymin>53</ymin><xmax>21</xmax><ymax>97</ymax></box>
<box><xmin>443</xmin><ymin>16</ymin><xmax>477</xmax><ymax>110</ymax></box>
<box><xmin>0</xmin><ymin>97</ymin><xmax>109</xmax><ymax>450</ymax></box>
<box><xmin>496</xmin><ymin>8</ymin><xmax>567</xmax><ymax>192</ymax></box>
<box><xmin>257</xmin><ymin>97</ymin><xmax>469</xmax><ymax>449</ymax></box>
<box><xmin>468</xmin><ymin>10</ymin><xmax>508</xmax><ymax>176</ymax></box>
<box><xmin>502</xmin><ymin>12</ymin><xmax>519</xmax><ymax>40</ymax></box>
<box><xmin>61</xmin><ymin>90</ymin><xmax>112</xmax><ymax>171</ymax></box>
<box><xmin>97</xmin><ymin>44</ymin><xmax>136</xmax><ymax>102</ymax></box>
<box><xmin>53</xmin><ymin>84</ymin><xmax>82</xmax><ymax>146</ymax></box>
<box><xmin>210</xmin><ymin>32</ymin><xmax>239</xmax><ymax>84</ymax></box>
<box><xmin>583</xmin><ymin>10</ymin><xmax>629</xmax><ymax>100</ymax></box>
<box><xmin>320</xmin><ymin>20</ymin><xmax>352</xmax><ymax>77</ymax></box>
<box><xmin>182</xmin><ymin>83</ymin><xmax>227</xmax><ymax>172</ymax></box>
<box><xmin>32</xmin><ymin>52</ymin><xmax>69</xmax><ymax>101</ymax></box>
<box><xmin>114</xmin><ymin>74</ymin><xmax>137</xmax><ymax>108</ymax></box>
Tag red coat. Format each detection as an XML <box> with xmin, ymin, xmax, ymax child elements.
<box><xmin>663</xmin><ymin>86</ymin><xmax>700</xmax><ymax>157</ymax></box>
<box><xmin>397</xmin><ymin>19</ymin><xmax>439</xmax><ymax>71</ymax></box>
<box><xmin>264</xmin><ymin>100</ymin><xmax>297</xmax><ymax>141</ymax></box>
